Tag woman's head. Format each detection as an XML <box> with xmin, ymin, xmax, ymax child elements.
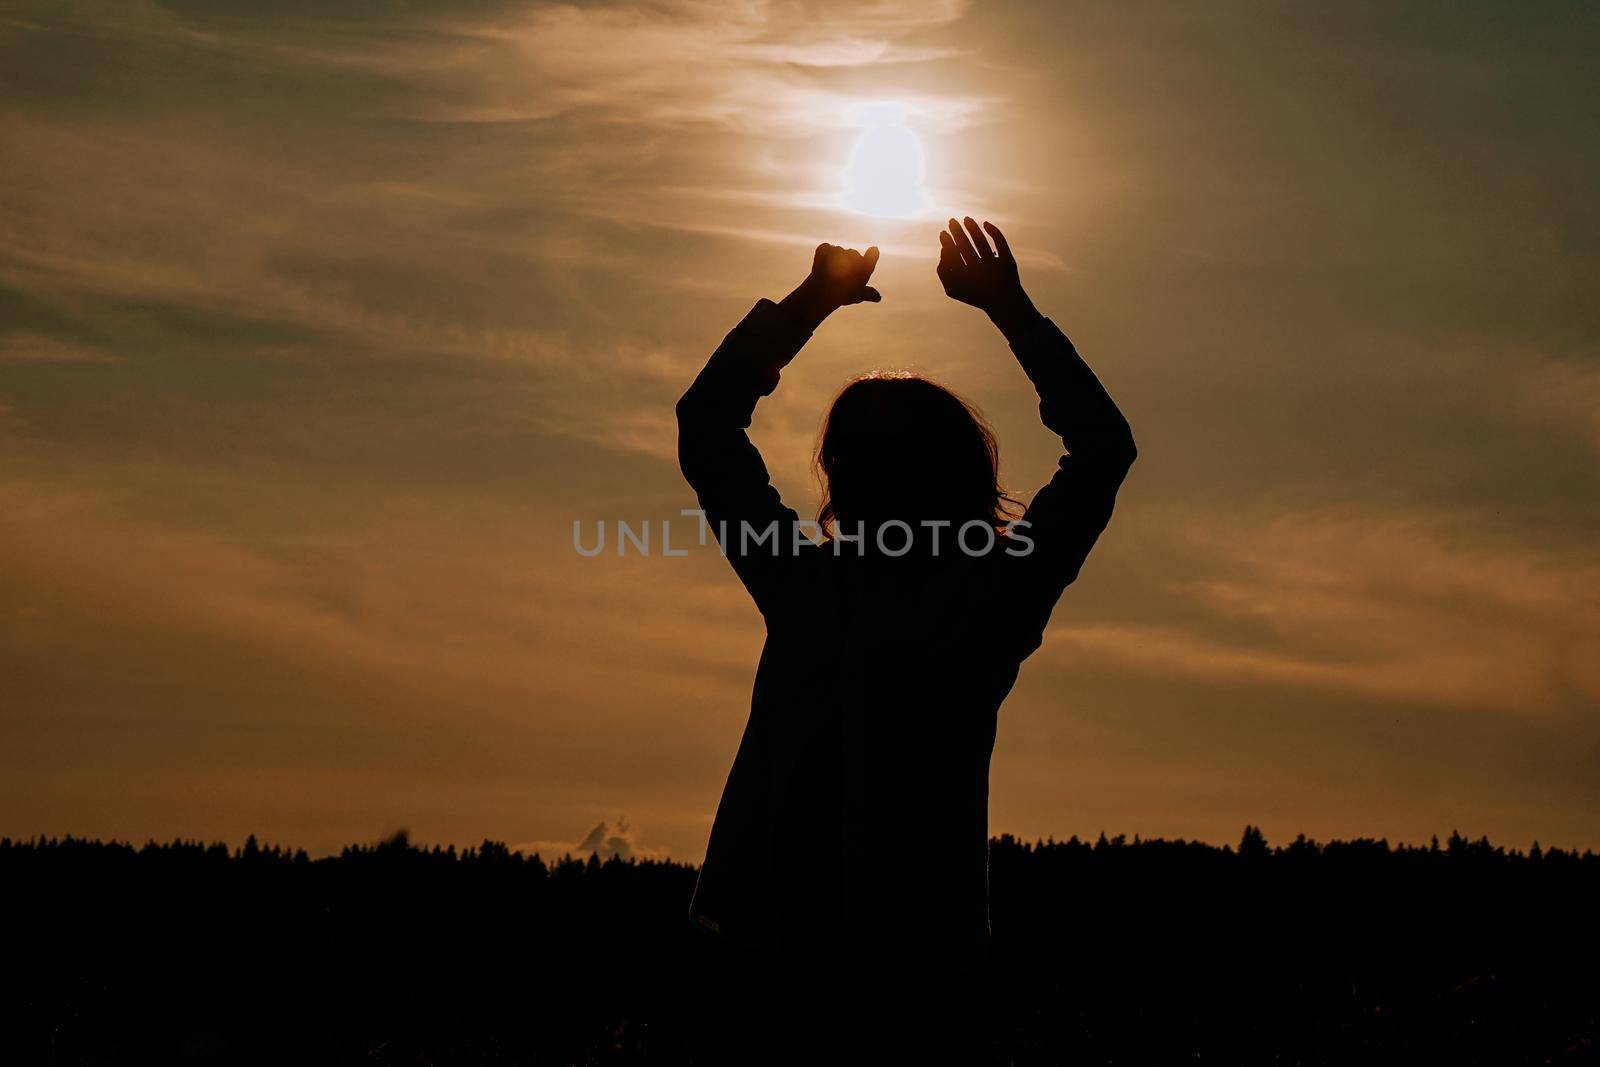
<box><xmin>815</xmin><ymin>373</ymin><xmax>1017</xmax><ymax>534</ymax></box>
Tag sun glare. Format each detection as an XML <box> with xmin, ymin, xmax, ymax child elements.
<box><xmin>841</xmin><ymin>102</ymin><xmax>929</xmax><ymax>219</ymax></box>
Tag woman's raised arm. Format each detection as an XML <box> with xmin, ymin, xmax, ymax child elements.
<box><xmin>675</xmin><ymin>243</ymin><xmax>880</xmax><ymax>616</ymax></box>
<box><xmin>937</xmin><ymin>217</ymin><xmax>1136</xmax><ymax>647</ymax></box>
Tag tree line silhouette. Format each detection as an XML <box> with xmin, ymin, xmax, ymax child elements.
<box><xmin>7</xmin><ymin>827</ymin><xmax>1597</xmax><ymax>1064</ymax></box>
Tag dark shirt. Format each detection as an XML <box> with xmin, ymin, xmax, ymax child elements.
<box><xmin>676</xmin><ymin>298</ymin><xmax>1135</xmax><ymax>953</ymax></box>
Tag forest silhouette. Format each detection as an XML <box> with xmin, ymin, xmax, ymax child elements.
<box><xmin>7</xmin><ymin>827</ymin><xmax>1597</xmax><ymax>1064</ymax></box>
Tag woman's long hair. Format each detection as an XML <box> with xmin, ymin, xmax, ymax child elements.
<box><xmin>814</xmin><ymin>373</ymin><xmax>1020</xmax><ymax>536</ymax></box>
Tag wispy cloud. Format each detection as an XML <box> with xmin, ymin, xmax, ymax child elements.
<box><xmin>513</xmin><ymin>815</ymin><xmax>660</xmax><ymax>861</ymax></box>
<box><xmin>0</xmin><ymin>333</ymin><xmax>121</xmax><ymax>364</ymax></box>
<box><xmin>1048</xmin><ymin>505</ymin><xmax>1600</xmax><ymax>717</ymax></box>
<box><xmin>1523</xmin><ymin>356</ymin><xmax>1600</xmax><ymax>457</ymax></box>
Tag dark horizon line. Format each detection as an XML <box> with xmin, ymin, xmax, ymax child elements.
<box><xmin>6</xmin><ymin>824</ymin><xmax>1598</xmax><ymax>865</ymax></box>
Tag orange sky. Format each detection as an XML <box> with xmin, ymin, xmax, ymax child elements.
<box><xmin>2</xmin><ymin>0</ymin><xmax>1598</xmax><ymax>858</ymax></box>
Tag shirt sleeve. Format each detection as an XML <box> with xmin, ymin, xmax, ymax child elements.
<box><xmin>675</xmin><ymin>299</ymin><xmax>818</xmax><ymax>618</ymax></box>
<box><xmin>1003</xmin><ymin>316</ymin><xmax>1137</xmax><ymax>655</ymax></box>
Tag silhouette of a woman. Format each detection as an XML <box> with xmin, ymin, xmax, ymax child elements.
<box><xmin>676</xmin><ymin>218</ymin><xmax>1135</xmax><ymax>1059</ymax></box>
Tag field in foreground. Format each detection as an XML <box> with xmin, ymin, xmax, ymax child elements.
<box><xmin>6</xmin><ymin>829</ymin><xmax>1598</xmax><ymax>1065</ymax></box>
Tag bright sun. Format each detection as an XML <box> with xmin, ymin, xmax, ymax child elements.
<box><xmin>840</xmin><ymin>102</ymin><xmax>929</xmax><ymax>219</ymax></box>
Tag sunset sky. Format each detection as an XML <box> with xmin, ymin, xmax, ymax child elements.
<box><xmin>2</xmin><ymin>0</ymin><xmax>1597</xmax><ymax>858</ymax></box>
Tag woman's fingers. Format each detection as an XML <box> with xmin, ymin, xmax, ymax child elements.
<box><xmin>982</xmin><ymin>220</ymin><xmax>1012</xmax><ymax>262</ymax></box>
<box><xmin>948</xmin><ymin>217</ymin><xmax>980</xmax><ymax>265</ymax></box>
<box><xmin>962</xmin><ymin>216</ymin><xmax>994</xmax><ymax>258</ymax></box>
<box><xmin>858</xmin><ymin>285</ymin><xmax>882</xmax><ymax>303</ymax></box>
<box><xmin>860</xmin><ymin>246</ymin><xmax>880</xmax><ymax>284</ymax></box>
<box><xmin>938</xmin><ymin>230</ymin><xmax>963</xmax><ymax>268</ymax></box>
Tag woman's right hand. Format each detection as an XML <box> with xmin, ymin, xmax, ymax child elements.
<box><xmin>937</xmin><ymin>217</ymin><xmax>1040</xmax><ymax>336</ymax></box>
